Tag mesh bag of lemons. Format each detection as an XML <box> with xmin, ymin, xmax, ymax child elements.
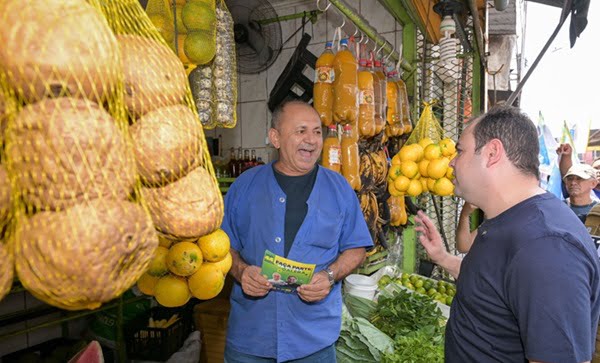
<box><xmin>0</xmin><ymin>0</ymin><xmax>223</xmax><ymax>310</ymax></box>
<box><xmin>137</xmin><ymin>229</ymin><xmax>232</xmax><ymax>307</ymax></box>
<box><xmin>147</xmin><ymin>0</ymin><xmax>237</xmax><ymax>129</ymax></box>
<box><xmin>387</xmin><ymin>102</ymin><xmax>456</xmax><ymax>199</ymax></box>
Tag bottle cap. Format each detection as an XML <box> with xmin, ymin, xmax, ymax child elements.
<box><xmin>343</xmin><ymin>125</ymin><xmax>352</xmax><ymax>131</ymax></box>
<box><xmin>328</xmin><ymin>124</ymin><xmax>337</xmax><ymax>130</ymax></box>
<box><xmin>359</xmin><ymin>59</ymin><xmax>368</xmax><ymax>67</ymax></box>
<box><xmin>340</xmin><ymin>38</ymin><xmax>348</xmax><ymax>46</ymax></box>
<box><xmin>325</xmin><ymin>41</ymin><xmax>333</xmax><ymax>48</ymax></box>
<box><xmin>374</xmin><ymin>60</ymin><xmax>382</xmax><ymax>67</ymax></box>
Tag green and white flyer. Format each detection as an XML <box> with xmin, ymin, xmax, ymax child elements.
<box><xmin>260</xmin><ymin>250</ymin><xmax>316</xmax><ymax>293</ymax></box>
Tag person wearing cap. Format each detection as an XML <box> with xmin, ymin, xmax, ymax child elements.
<box><xmin>564</xmin><ymin>163</ymin><xmax>599</xmax><ymax>223</ymax></box>
<box><xmin>556</xmin><ymin>143</ymin><xmax>600</xmax><ymax>200</ymax></box>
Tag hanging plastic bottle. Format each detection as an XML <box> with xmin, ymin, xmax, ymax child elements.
<box><xmin>341</xmin><ymin>124</ymin><xmax>361</xmax><ymax>191</ymax></box>
<box><xmin>332</xmin><ymin>38</ymin><xmax>358</xmax><ymax>125</ymax></box>
<box><xmin>314</xmin><ymin>42</ymin><xmax>335</xmax><ymax>126</ymax></box>
<box><xmin>385</xmin><ymin>69</ymin><xmax>402</xmax><ymax>137</ymax></box>
<box><xmin>372</xmin><ymin>59</ymin><xmax>387</xmax><ymax>135</ymax></box>
<box><xmin>397</xmin><ymin>76</ymin><xmax>413</xmax><ymax>134</ymax></box>
<box><xmin>321</xmin><ymin>124</ymin><xmax>341</xmax><ymax>173</ymax></box>
<box><xmin>357</xmin><ymin>58</ymin><xmax>375</xmax><ymax>138</ymax></box>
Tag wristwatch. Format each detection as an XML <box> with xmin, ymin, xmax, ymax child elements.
<box><xmin>324</xmin><ymin>267</ymin><xmax>335</xmax><ymax>288</ymax></box>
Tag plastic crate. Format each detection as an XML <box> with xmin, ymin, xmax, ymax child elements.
<box><xmin>125</xmin><ymin>304</ymin><xmax>193</xmax><ymax>361</ymax></box>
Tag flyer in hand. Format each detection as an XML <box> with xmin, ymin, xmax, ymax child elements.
<box><xmin>260</xmin><ymin>250</ymin><xmax>316</xmax><ymax>293</ymax></box>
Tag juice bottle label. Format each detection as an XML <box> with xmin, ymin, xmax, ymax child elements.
<box><xmin>328</xmin><ymin>145</ymin><xmax>341</xmax><ymax>164</ymax></box>
<box><xmin>359</xmin><ymin>89</ymin><xmax>374</xmax><ymax>105</ymax></box>
<box><xmin>315</xmin><ymin>66</ymin><xmax>335</xmax><ymax>84</ymax></box>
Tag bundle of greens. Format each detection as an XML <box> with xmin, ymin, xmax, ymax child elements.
<box><xmin>336</xmin><ymin>304</ymin><xmax>395</xmax><ymax>362</ymax></box>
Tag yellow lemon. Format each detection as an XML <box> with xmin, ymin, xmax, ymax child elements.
<box><xmin>439</xmin><ymin>138</ymin><xmax>456</xmax><ymax>157</ymax></box>
<box><xmin>418</xmin><ymin>138</ymin><xmax>434</xmax><ymax>149</ymax></box>
<box><xmin>167</xmin><ymin>242</ymin><xmax>203</xmax><ymax>277</ymax></box>
<box><xmin>388</xmin><ymin>180</ymin><xmax>403</xmax><ymax>197</ymax></box>
<box><xmin>158</xmin><ymin>235</ymin><xmax>174</xmax><ymax>249</ymax></box>
<box><xmin>434</xmin><ymin>177</ymin><xmax>454</xmax><ymax>196</ymax></box>
<box><xmin>427</xmin><ymin>177</ymin><xmax>436</xmax><ymax>191</ymax></box>
<box><xmin>399</xmin><ymin>144</ymin><xmax>424</xmax><ymax>162</ymax></box>
<box><xmin>211</xmin><ymin>252</ymin><xmax>233</xmax><ymax>276</ymax></box>
<box><xmin>427</xmin><ymin>158</ymin><xmax>450</xmax><ymax>179</ymax></box>
<box><xmin>188</xmin><ymin>264</ymin><xmax>226</xmax><ymax>300</ymax></box>
<box><xmin>406</xmin><ymin>179</ymin><xmax>423</xmax><ymax>197</ymax></box>
<box><xmin>420</xmin><ymin>178</ymin><xmax>429</xmax><ymax>193</ymax></box>
<box><xmin>394</xmin><ymin>175</ymin><xmax>411</xmax><ymax>192</ymax></box>
<box><xmin>137</xmin><ymin>272</ymin><xmax>160</xmax><ymax>296</ymax></box>
<box><xmin>418</xmin><ymin>159</ymin><xmax>430</xmax><ymax>177</ymax></box>
<box><xmin>423</xmin><ymin>144</ymin><xmax>442</xmax><ymax>160</ymax></box>
<box><xmin>446</xmin><ymin>166</ymin><xmax>454</xmax><ymax>180</ymax></box>
<box><xmin>388</xmin><ymin>164</ymin><xmax>402</xmax><ymax>180</ymax></box>
<box><xmin>154</xmin><ymin>274</ymin><xmax>191</xmax><ymax>307</ymax></box>
<box><xmin>400</xmin><ymin>161</ymin><xmax>419</xmax><ymax>179</ymax></box>
<box><xmin>197</xmin><ymin>229</ymin><xmax>230</xmax><ymax>262</ymax></box>
<box><xmin>147</xmin><ymin>246</ymin><xmax>170</xmax><ymax>277</ymax></box>
<box><xmin>391</xmin><ymin>153</ymin><xmax>402</xmax><ymax>166</ymax></box>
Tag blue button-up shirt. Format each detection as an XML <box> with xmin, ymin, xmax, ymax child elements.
<box><xmin>222</xmin><ymin>162</ymin><xmax>373</xmax><ymax>362</ymax></box>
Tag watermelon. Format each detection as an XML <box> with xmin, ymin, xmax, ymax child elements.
<box><xmin>67</xmin><ymin>341</ymin><xmax>104</xmax><ymax>363</ymax></box>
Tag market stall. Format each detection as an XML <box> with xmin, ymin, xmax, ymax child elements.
<box><xmin>0</xmin><ymin>0</ymin><xmax>485</xmax><ymax>362</ymax></box>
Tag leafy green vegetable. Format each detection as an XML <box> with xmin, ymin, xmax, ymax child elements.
<box><xmin>337</xmin><ymin>304</ymin><xmax>395</xmax><ymax>362</ymax></box>
<box><xmin>343</xmin><ymin>293</ymin><xmax>377</xmax><ymax>320</ymax></box>
<box><xmin>382</xmin><ymin>326</ymin><xmax>444</xmax><ymax>363</ymax></box>
<box><xmin>370</xmin><ymin>288</ymin><xmax>444</xmax><ymax>339</ymax></box>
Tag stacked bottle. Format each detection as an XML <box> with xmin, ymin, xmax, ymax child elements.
<box><xmin>314</xmin><ymin>42</ymin><xmax>335</xmax><ymax>127</ymax></box>
<box><xmin>357</xmin><ymin>58</ymin><xmax>375</xmax><ymax>138</ymax></box>
<box><xmin>321</xmin><ymin>124</ymin><xmax>341</xmax><ymax>173</ymax></box>
<box><xmin>332</xmin><ymin>39</ymin><xmax>358</xmax><ymax>125</ymax></box>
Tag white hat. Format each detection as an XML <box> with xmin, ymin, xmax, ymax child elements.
<box><xmin>564</xmin><ymin>163</ymin><xmax>597</xmax><ymax>180</ymax></box>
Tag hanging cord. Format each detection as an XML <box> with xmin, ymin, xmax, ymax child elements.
<box><xmin>280</xmin><ymin>12</ymin><xmax>311</xmax><ymax>49</ymax></box>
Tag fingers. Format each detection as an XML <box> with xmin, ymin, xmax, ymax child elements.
<box><xmin>241</xmin><ymin>266</ymin><xmax>271</xmax><ymax>297</ymax></box>
<box><xmin>297</xmin><ymin>272</ymin><xmax>330</xmax><ymax>303</ymax></box>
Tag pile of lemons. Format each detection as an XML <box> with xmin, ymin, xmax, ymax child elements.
<box><xmin>136</xmin><ymin>228</ymin><xmax>232</xmax><ymax>307</ymax></box>
<box><xmin>388</xmin><ymin>137</ymin><xmax>456</xmax><ymax>197</ymax></box>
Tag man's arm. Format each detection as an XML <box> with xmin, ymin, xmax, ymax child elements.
<box><xmin>229</xmin><ymin>249</ymin><xmax>271</xmax><ymax>297</ymax></box>
<box><xmin>297</xmin><ymin>247</ymin><xmax>366</xmax><ymax>303</ymax></box>
<box><xmin>415</xmin><ymin>211</ymin><xmax>462</xmax><ymax>279</ymax></box>
<box><xmin>456</xmin><ymin>202</ymin><xmax>477</xmax><ymax>253</ymax></box>
<box><xmin>556</xmin><ymin>143</ymin><xmax>573</xmax><ymax>177</ymax></box>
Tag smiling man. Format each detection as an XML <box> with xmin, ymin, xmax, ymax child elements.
<box><xmin>221</xmin><ymin>100</ymin><xmax>372</xmax><ymax>362</ymax></box>
<box><xmin>415</xmin><ymin>106</ymin><xmax>600</xmax><ymax>363</ymax></box>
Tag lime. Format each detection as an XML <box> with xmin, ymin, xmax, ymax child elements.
<box><xmin>416</xmin><ymin>287</ymin><xmax>426</xmax><ymax>295</ymax></box>
<box><xmin>427</xmin><ymin>288</ymin><xmax>437</xmax><ymax>296</ymax></box>
<box><xmin>445</xmin><ymin>296</ymin><xmax>454</xmax><ymax>305</ymax></box>
<box><xmin>438</xmin><ymin>286</ymin><xmax>446</xmax><ymax>294</ymax></box>
<box><xmin>414</xmin><ymin>279</ymin><xmax>424</xmax><ymax>288</ymax></box>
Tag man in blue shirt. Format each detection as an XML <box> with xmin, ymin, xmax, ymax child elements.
<box><xmin>415</xmin><ymin>106</ymin><xmax>600</xmax><ymax>362</ymax></box>
<box><xmin>221</xmin><ymin>100</ymin><xmax>373</xmax><ymax>362</ymax></box>
<box><xmin>557</xmin><ymin>143</ymin><xmax>600</xmax><ymax>200</ymax></box>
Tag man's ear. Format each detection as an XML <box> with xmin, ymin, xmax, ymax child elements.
<box><xmin>484</xmin><ymin>139</ymin><xmax>504</xmax><ymax>167</ymax></box>
<box><xmin>268</xmin><ymin>128</ymin><xmax>280</xmax><ymax>149</ymax></box>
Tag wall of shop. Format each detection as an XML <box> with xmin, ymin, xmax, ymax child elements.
<box><xmin>205</xmin><ymin>0</ymin><xmax>403</xmax><ymax>165</ymax></box>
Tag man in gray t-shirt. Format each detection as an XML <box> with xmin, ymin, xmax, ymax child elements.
<box><xmin>564</xmin><ymin>163</ymin><xmax>599</xmax><ymax>223</ymax></box>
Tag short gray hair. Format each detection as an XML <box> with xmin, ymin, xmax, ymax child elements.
<box><xmin>270</xmin><ymin>99</ymin><xmax>313</xmax><ymax>130</ymax></box>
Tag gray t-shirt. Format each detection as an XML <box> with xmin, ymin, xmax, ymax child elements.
<box><xmin>565</xmin><ymin>199</ymin><xmax>598</xmax><ymax>223</ymax></box>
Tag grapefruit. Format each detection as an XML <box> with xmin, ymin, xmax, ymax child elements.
<box><xmin>197</xmin><ymin>229</ymin><xmax>230</xmax><ymax>262</ymax></box>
